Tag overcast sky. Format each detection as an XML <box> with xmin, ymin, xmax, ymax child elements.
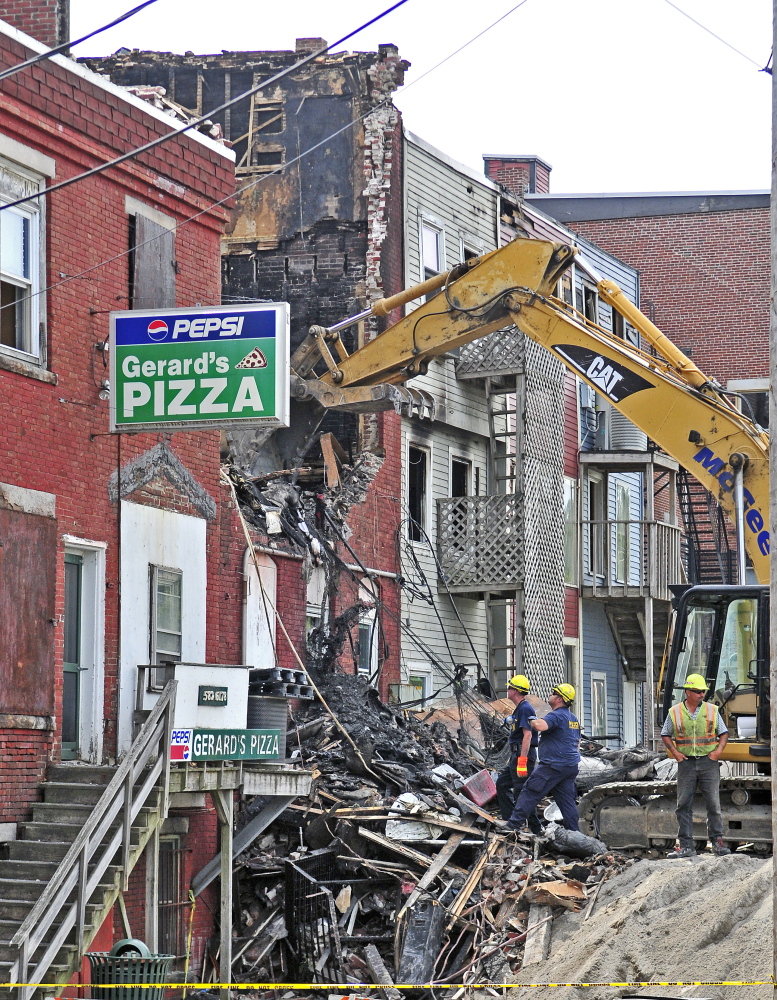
<box><xmin>72</xmin><ymin>0</ymin><xmax>772</xmax><ymax>194</ymax></box>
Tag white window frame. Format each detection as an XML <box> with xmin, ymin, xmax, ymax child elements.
<box><xmin>587</xmin><ymin>470</ymin><xmax>605</xmax><ymax>578</ymax></box>
<box><xmin>614</xmin><ymin>482</ymin><xmax>631</xmax><ymax>584</ymax></box>
<box><xmin>0</xmin><ymin>157</ymin><xmax>43</xmax><ymax>365</ymax></box>
<box><xmin>306</xmin><ymin>565</ymin><xmax>328</xmax><ymax>635</ymax></box>
<box><xmin>243</xmin><ymin>549</ymin><xmax>277</xmax><ymax>669</ymax></box>
<box><xmin>406</xmin><ymin>660</ymin><xmax>434</xmax><ymax>706</ymax></box>
<box><xmin>407</xmin><ymin>440</ymin><xmax>431</xmax><ymax>544</ymax></box>
<box><xmin>450</xmin><ymin>453</ymin><xmax>471</xmax><ymax>497</ymax></box>
<box><xmin>590</xmin><ymin>671</ymin><xmax>608</xmax><ymax>740</ymax></box>
<box><xmin>419</xmin><ymin>213</ymin><xmax>444</xmax><ymax>284</ymax></box>
<box><xmin>727</xmin><ymin>377</ymin><xmax>769</xmax><ymax>428</ymax></box>
<box><xmin>460</xmin><ymin>234</ymin><xmax>483</xmax><ymax>262</ymax></box>
<box><xmin>563</xmin><ymin>638</ymin><xmax>581</xmax><ymax>699</ymax></box>
<box><xmin>149</xmin><ymin>564</ymin><xmax>183</xmax><ymax>690</ymax></box>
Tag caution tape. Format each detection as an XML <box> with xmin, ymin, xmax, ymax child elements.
<box><xmin>1</xmin><ymin>981</ymin><xmax>774</xmax><ymax>990</ymax></box>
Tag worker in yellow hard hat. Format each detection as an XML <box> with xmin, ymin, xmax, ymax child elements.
<box><xmin>661</xmin><ymin>672</ymin><xmax>730</xmax><ymax>859</ymax></box>
<box><xmin>495</xmin><ymin>675</ymin><xmax>542</xmax><ymax>833</ymax></box>
<box><xmin>506</xmin><ymin>681</ymin><xmax>581</xmax><ymax>834</ymax></box>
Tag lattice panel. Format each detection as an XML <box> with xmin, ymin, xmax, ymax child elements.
<box><xmin>521</xmin><ymin>338</ymin><xmax>566</xmax><ymax>693</ymax></box>
<box><xmin>456</xmin><ymin>325</ymin><xmax>525</xmax><ymax>379</ymax></box>
<box><xmin>437</xmin><ymin>494</ymin><xmax>524</xmax><ymax>590</ymax></box>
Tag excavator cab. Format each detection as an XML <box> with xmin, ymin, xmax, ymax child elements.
<box><xmin>660</xmin><ymin>585</ymin><xmax>770</xmax><ymax>764</ymax></box>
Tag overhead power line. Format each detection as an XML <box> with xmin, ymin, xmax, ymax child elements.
<box><xmin>660</xmin><ymin>0</ymin><xmax>765</xmax><ymax>69</ymax></box>
<box><xmin>0</xmin><ymin>0</ymin><xmax>161</xmax><ymax>84</ymax></box>
<box><xmin>0</xmin><ymin>0</ymin><xmax>537</xmax><ymax>314</ymax></box>
<box><xmin>0</xmin><ymin>0</ymin><xmax>408</xmax><ymax>213</ymax></box>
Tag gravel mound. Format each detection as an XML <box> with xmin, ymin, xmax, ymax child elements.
<box><xmin>510</xmin><ymin>854</ymin><xmax>771</xmax><ymax>1000</ymax></box>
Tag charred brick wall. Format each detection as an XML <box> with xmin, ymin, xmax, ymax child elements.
<box><xmin>571</xmin><ymin>208</ymin><xmax>769</xmax><ymax>383</ymax></box>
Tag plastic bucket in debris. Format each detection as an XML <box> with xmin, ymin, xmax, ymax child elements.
<box><xmin>460</xmin><ymin>768</ymin><xmax>497</xmax><ymax>807</ymax></box>
<box><xmin>87</xmin><ymin>938</ymin><xmax>174</xmax><ymax>1000</ymax></box>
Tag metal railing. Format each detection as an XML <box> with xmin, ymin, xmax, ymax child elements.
<box><xmin>9</xmin><ymin>681</ymin><xmax>177</xmax><ymax>1000</ymax></box>
<box><xmin>436</xmin><ymin>494</ymin><xmax>523</xmax><ymax>591</ymax></box>
<box><xmin>583</xmin><ymin>519</ymin><xmax>682</xmax><ymax>601</ymax></box>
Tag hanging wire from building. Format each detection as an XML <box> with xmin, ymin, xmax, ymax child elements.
<box><xmin>0</xmin><ymin>0</ymin><xmax>161</xmax><ymax>84</ymax></box>
<box><xmin>0</xmin><ymin>0</ymin><xmax>410</xmax><ymax>213</ymax></box>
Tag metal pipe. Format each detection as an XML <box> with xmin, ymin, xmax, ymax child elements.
<box><xmin>734</xmin><ymin>464</ymin><xmax>748</xmax><ymax>584</ymax></box>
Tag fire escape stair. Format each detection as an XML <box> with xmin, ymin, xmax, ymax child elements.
<box><xmin>677</xmin><ymin>469</ymin><xmax>735</xmax><ymax>584</ymax></box>
<box><xmin>0</xmin><ymin>683</ymin><xmax>175</xmax><ymax>1000</ymax></box>
<box><xmin>0</xmin><ymin>765</ymin><xmax>165</xmax><ymax>995</ymax></box>
<box><xmin>603</xmin><ymin>600</ymin><xmax>671</xmax><ymax>683</ymax></box>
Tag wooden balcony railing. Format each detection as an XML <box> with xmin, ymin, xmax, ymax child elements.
<box><xmin>582</xmin><ymin>519</ymin><xmax>683</xmax><ymax>601</ymax></box>
<box><xmin>436</xmin><ymin>494</ymin><xmax>523</xmax><ymax>591</ymax></box>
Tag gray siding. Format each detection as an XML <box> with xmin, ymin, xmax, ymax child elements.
<box><xmin>581</xmin><ymin>599</ymin><xmax>623</xmax><ymax>744</ymax></box>
<box><xmin>399</xmin><ymin>131</ymin><xmax>499</xmax><ymax>697</ymax></box>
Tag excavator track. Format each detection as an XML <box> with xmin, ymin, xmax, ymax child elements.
<box><xmin>578</xmin><ymin>775</ymin><xmax>772</xmax><ymax>857</ymax></box>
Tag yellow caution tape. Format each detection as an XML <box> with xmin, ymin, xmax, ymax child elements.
<box><xmin>3</xmin><ymin>981</ymin><xmax>774</xmax><ymax>991</ymax></box>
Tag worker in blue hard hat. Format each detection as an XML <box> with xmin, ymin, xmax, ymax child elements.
<box><xmin>495</xmin><ymin>674</ymin><xmax>542</xmax><ymax>834</ymax></box>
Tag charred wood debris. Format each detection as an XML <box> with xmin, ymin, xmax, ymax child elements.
<box><xmin>224</xmin><ymin>465</ymin><xmax>651</xmax><ymax>989</ymax></box>
<box><xmin>231</xmin><ymin>672</ymin><xmax>646</xmax><ymax>989</ymax></box>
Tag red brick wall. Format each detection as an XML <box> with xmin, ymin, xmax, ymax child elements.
<box><xmin>571</xmin><ymin>209</ymin><xmax>769</xmax><ymax>383</ymax></box>
<box><xmin>0</xmin><ymin>23</ymin><xmax>234</xmax><ymax>808</ymax></box>
<box><xmin>483</xmin><ymin>157</ymin><xmax>551</xmax><ymax>195</ymax></box>
<box><xmin>0</xmin><ymin>0</ymin><xmax>66</xmax><ymax>48</ymax></box>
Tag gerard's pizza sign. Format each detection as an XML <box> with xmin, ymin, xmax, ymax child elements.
<box><xmin>109</xmin><ymin>303</ymin><xmax>290</xmax><ymax>432</ymax></box>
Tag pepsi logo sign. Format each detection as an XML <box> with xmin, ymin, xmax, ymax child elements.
<box><xmin>147</xmin><ymin>319</ymin><xmax>169</xmax><ymax>342</ymax></box>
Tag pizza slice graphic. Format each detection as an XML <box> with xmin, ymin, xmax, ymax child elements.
<box><xmin>235</xmin><ymin>347</ymin><xmax>268</xmax><ymax>369</ymax></box>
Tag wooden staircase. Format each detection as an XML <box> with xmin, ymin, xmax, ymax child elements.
<box><xmin>0</xmin><ymin>765</ymin><xmax>164</xmax><ymax>993</ymax></box>
<box><xmin>1</xmin><ymin>684</ymin><xmax>175</xmax><ymax>1000</ymax></box>
<box><xmin>603</xmin><ymin>599</ymin><xmax>671</xmax><ymax>684</ymax></box>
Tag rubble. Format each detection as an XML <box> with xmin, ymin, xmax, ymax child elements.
<box><xmin>230</xmin><ymin>676</ymin><xmax>637</xmax><ymax>987</ymax></box>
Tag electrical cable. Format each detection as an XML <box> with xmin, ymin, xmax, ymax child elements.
<box><xmin>0</xmin><ymin>0</ymin><xmax>539</xmax><ymax>319</ymax></box>
<box><xmin>0</xmin><ymin>0</ymin><xmax>160</xmax><ymax>84</ymax></box>
<box><xmin>0</xmin><ymin>0</ymin><xmax>409</xmax><ymax>213</ymax></box>
<box><xmin>659</xmin><ymin>0</ymin><xmax>765</xmax><ymax>69</ymax></box>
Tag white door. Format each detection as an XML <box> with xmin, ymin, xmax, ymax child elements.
<box><xmin>243</xmin><ymin>550</ymin><xmax>277</xmax><ymax>668</ymax></box>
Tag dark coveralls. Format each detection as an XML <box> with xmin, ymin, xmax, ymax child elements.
<box><xmin>507</xmin><ymin>705</ymin><xmax>581</xmax><ymax>832</ymax></box>
<box><xmin>495</xmin><ymin>698</ymin><xmax>542</xmax><ymax>834</ymax></box>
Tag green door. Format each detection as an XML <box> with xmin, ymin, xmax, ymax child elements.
<box><xmin>62</xmin><ymin>553</ymin><xmax>83</xmax><ymax>760</ymax></box>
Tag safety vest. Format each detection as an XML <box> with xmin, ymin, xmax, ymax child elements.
<box><xmin>670</xmin><ymin>701</ymin><xmax>720</xmax><ymax>756</ymax></box>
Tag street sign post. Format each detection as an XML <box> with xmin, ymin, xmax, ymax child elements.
<box><xmin>109</xmin><ymin>303</ymin><xmax>289</xmax><ymax>433</ymax></box>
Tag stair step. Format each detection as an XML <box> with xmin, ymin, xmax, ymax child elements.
<box><xmin>0</xmin><ymin>896</ymin><xmax>105</xmax><ymax>923</ymax></box>
<box><xmin>18</xmin><ymin>823</ymin><xmax>144</xmax><ymax>848</ymax></box>
<box><xmin>4</xmin><ymin>841</ymin><xmax>74</xmax><ymax>863</ymax></box>
<box><xmin>31</xmin><ymin>802</ymin><xmax>157</xmax><ymax>826</ymax></box>
<box><xmin>46</xmin><ymin>764</ymin><xmax>117</xmax><ymax>785</ymax></box>
<box><xmin>0</xmin><ymin>937</ymin><xmax>77</xmax><ymax>965</ymax></box>
<box><xmin>0</xmin><ymin>867</ymin><xmax>121</xmax><ymax>899</ymax></box>
<box><xmin>42</xmin><ymin>782</ymin><xmax>109</xmax><ymax>806</ymax></box>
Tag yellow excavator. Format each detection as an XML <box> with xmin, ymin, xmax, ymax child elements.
<box><xmin>285</xmin><ymin>236</ymin><xmax>771</xmax><ymax>854</ymax></box>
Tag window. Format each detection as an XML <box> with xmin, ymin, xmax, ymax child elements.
<box><xmin>557</xmin><ymin>272</ymin><xmax>573</xmax><ymax>306</ymax></box>
<box><xmin>62</xmin><ymin>554</ymin><xmax>82</xmax><ymax>759</ymax></box>
<box><xmin>235</xmin><ymin>94</ymin><xmax>285</xmax><ymax>175</ymax></box>
<box><xmin>127</xmin><ymin>199</ymin><xmax>176</xmax><ymax>310</ymax></box>
<box><xmin>727</xmin><ymin>379</ymin><xmax>769</xmax><ymax>429</ymax></box>
<box><xmin>615</xmin><ymin>483</ymin><xmax>631</xmax><ymax>583</ymax></box>
<box><xmin>588</xmin><ymin>473</ymin><xmax>605</xmax><ymax>576</ymax></box>
<box><xmin>563</xmin><ymin>640</ymin><xmax>578</xmax><ymax>688</ymax></box>
<box><xmin>408</xmin><ymin>445</ymin><xmax>428</xmax><ymax>542</ymax></box>
<box><xmin>576</xmin><ymin>282</ymin><xmax>598</xmax><ymax>323</ymax></box>
<box><xmin>407</xmin><ymin>663</ymin><xmax>433</xmax><ymax>706</ymax></box>
<box><xmin>306</xmin><ymin>566</ymin><xmax>327</xmax><ymax>636</ymax></box>
<box><xmin>421</xmin><ymin>223</ymin><xmax>442</xmax><ymax>281</ymax></box>
<box><xmin>0</xmin><ymin>179</ymin><xmax>39</xmax><ymax>360</ymax></box>
<box><xmin>451</xmin><ymin>457</ymin><xmax>470</xmax><ymax>497</ymax></box>
<box><xmin>358</xmin><ymin>608</ymin><xmax>378</xmax><ymax>676</ymax></box>
<box><xmin>590</xmin><ymin>672</ymin><xmax>608</xmax><ymax>739</ymax></box>
<box><xmin>563</xmin><ymin>477</ymin><xmax>578</xmax><ymax>585</ymax></box>
<box><xmin>150</xmin><ymin>566</ymin><xmax>182</xmax><ymax>690</ymax></box>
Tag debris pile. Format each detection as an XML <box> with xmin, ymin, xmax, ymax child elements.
<box><xmin>230</xmin><ymin>677</ymin><xmax>636</xmax><ymax>987</ymax></box>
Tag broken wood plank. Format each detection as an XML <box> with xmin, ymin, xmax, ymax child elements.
<box><xmin>357</xmin><ymin>826</ymin><xmax>467</xmax><ymax>876</ymax></box>
<box><xmin>336</xmin><ymin>812</ymin><xmax>485</xmax><ymax>836</ymax></box>
<box><xmin>449</xmin><ymin>790</ymin><xmax>503</xmax><ymax>825</ymax></box>
<box><xmin>522</xmin><ymin>905</ymin><xmax>553</xmax><ymax>965</ymax></box>
<box><xmin>397</xmin><ymin>815</ymin><xmax>476</xmax><ymax>920</ymax></box>
<box><xmin>364</xmin><ymin>943</ymin><xmax>403</xmax><ymax>1000</ymax></box>
<box><xmin>444</xmin><ymin>835</ymin><xmax>501</xmax><ymax>930</ymax></box>
<box><xmin>320</xmin><ymin>433</ymin><xmax>342</xmax><ymax>488</ymax></box>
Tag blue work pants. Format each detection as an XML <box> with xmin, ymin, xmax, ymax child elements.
<box><xmin>496</xmin><ymin>749</ymin><xmax>542</xmax><ymax>833</ymax></box>
<box><xmin>508</xmin><ymin>761</ymin><xmax>580</xmax><ymax>832</ymax></box>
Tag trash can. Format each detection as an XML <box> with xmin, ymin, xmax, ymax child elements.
<box><xmin>87</xmin><ymin>938</ymin><xmax>174</xmax><ymax>1000</ymax></box>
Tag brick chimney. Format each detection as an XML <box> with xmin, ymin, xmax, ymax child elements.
<box><xmin>295</xmin><ymin>37</ymin><xmax>327</xmax><ymax>53</ymax></box>
<box><xmin>0</xmin><ymin>0</ymin><xmax>69</xmax><ymax>48</ymax></box>
<box><xmin>482</xmin><ymin>154</ymin><xmax>552</xmax><ymax>196</ymax></box>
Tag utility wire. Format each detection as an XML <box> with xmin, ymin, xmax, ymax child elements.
<box><xmin>0</xmin><ymin>0</ymin><xmax>537</xmax><ymax>315</ymax></box>
<box><xmin>660</xmin><ymin>0</ymin><xmax>764</xmax><ymax>69</ymax></box>
<box><xmin>0</xmin><ymin>0</ymin><xmax>408</xmax><ymax>212</ymax></box>
<box><xmin>0</xmin><ymin>0</ymin><xmax>160</xmax><ymax>84</ymax></box>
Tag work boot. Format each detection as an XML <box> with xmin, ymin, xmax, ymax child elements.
<box><xmin>712</xmin><ymin>837</ymin><xmax>731</xmax><ymax>856</ymax></box>
<box><xmin>666</xmin><ymin>846</ymin><xmax>697</xmax><ymax>859</ymax></box>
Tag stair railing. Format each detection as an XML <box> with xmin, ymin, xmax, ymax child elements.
<box><xmin>9</xmin><ymin>680</ymin><xmax>177</xmax><ymax>1000</ymax></box>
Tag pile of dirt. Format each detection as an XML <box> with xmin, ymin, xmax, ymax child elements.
<box><xmin>510</xmin><ymin>854</ymin><xmax>771</xmax><ymax>1000</ymax></box>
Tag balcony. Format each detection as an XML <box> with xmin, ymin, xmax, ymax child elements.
<box><xmin>436</xmin><ymin>494</ymin><xmax>523</xmax><ymax>593</ymax></box>
<box><xmin>582</xmin><ymin>519</ymin><xmax>683</xmax><ymax>602</ymax></box>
